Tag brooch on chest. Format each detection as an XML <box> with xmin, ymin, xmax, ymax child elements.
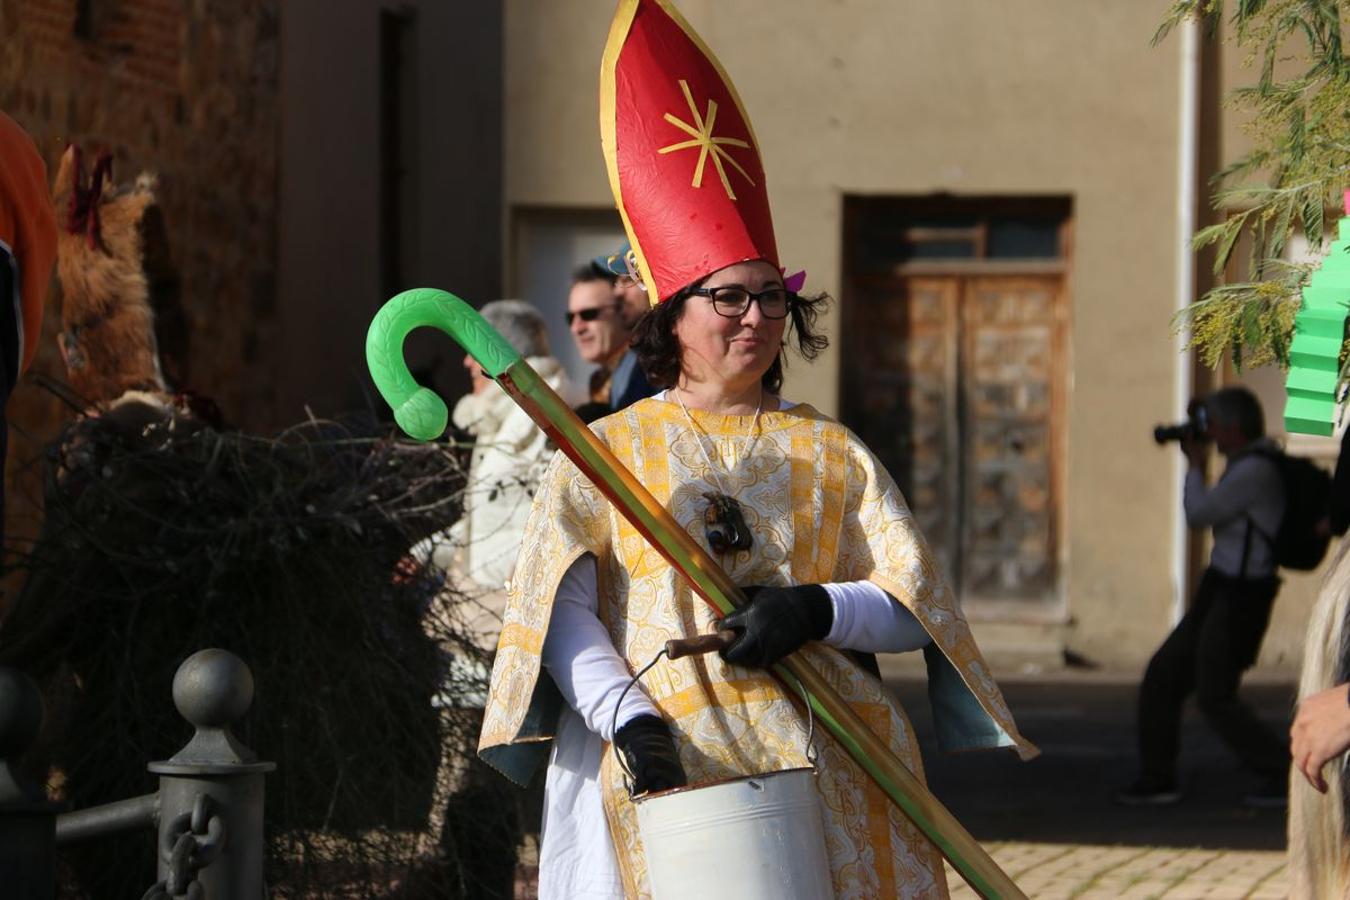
<box><xmin>702</xmin><ymin>491</ymin><xmax>754</xmax><ymax>556</ymax></box>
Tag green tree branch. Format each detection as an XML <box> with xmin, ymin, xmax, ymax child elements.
<box><xmin>1158</xmin><ymin>1</ymin><xmax>1350</xmax><ymax>374</ymax></box>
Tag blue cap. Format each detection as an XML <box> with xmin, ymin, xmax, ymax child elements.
<box><xmin>593</xmin><ymin>240</ymin><xmax>633</xmax><ymax>277</ymax></box>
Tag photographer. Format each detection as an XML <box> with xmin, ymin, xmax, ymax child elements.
<box><xmin>1117</xmin><ymin>386</ymin><xmax>1291</xmax><ymax>807</ymax></box>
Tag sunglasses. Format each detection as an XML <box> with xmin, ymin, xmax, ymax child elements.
<box><xmin>565</xmin><ymin>304</ymin><xmax>621</xmax><ymax>326</ymax></box>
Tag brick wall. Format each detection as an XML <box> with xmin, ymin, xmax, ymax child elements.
<box><xmin>0</xmin><ymin>0</ymin><xmax>281</xmax><ymax>545</ymax></box>
<box><xmin>24</xmin><ymin>0</ymin><xmax>183</xmax><ymax>98</ymax></box>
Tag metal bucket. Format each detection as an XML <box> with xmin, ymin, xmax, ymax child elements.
<box><xmin>615</xmin><ymin>637</ymin><xmax>833</xmax><ymax>899</ymax></box>
<box><xmin>634</xmin><ymin>767</ymin><xmax>833</xmax><ymax>899</ymax></box>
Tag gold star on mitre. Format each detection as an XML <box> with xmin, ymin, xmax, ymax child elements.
<box><xmin>657</xmin><ymin>79</ymin><xmax>756</xmax><ymax>201</ymax></box>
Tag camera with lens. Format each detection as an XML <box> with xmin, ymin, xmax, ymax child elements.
<box><xmin>1153</xmin><ymin>399</ymin><xmax>1210</xmax><ymax>445</ymax></box>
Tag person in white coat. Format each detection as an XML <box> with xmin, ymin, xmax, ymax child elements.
<box><xmin>415</xmin><ymin>299</ymin><xmax>577</xmax><ymax>658</ymax></box>
<box><xmin>413</xmin><ymin>301</ymin><xmax>575</xmax><ymax>896</ymax></box>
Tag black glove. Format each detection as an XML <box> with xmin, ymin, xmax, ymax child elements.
<box><xmin>614</xmin><ymin>714</ymin><xmax>688</xmax><ymax>795</ymax></box>
<box><xmin>717</xmin><ymin>584</ymin><xmax>833</xmax><ymax>669</ymax></box>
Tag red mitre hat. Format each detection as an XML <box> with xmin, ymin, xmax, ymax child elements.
<box><xmin>600</xmin><ymin>0</ymin><xmax>779</xmax><ymax>304</ymax></box>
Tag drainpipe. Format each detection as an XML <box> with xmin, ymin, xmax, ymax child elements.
<box><xmin>1171</xmin><ymin>18</ymin><xmax>1200</xmax><ymax>625</ymax></box>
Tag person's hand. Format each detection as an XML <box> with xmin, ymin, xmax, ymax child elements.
<box><xmin>614</xmin><ymin>714</ymin><xmax>687</xmax><ymax>795</ymax></box>
<box><xmin>718</xmin><ymin>584</ymin><xmax>833</xmax><ymax>669</ymax></box>
<box><xmin>1292</xmin><ymin>683</ymin><xmax>1350</xmax><ymax>792</ymax></box>
<box><xmin>1179</xmin><ymin>431</ymin><xmax>1206</xmax><ymax>469</ymax></box>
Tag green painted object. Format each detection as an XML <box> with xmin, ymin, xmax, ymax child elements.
<box><xmin>364</xmin><ymin>288</ymin><xmax>521</xmax><ymax>441</ymax></box>
<box><xmin>1284</xmin><ymin>193</ymin><xmax>1350</xmax><ymax>435</ymax></box>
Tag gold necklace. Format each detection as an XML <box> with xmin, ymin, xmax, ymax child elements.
<box><xmin>674</xmin><ymin>387</ymin><xmax>762</xmax><ymax>556</ymax></box>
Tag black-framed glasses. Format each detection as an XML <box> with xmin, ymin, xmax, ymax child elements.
<box><xmin>565</xmin><ymin>304</ymin><xmax>621</xmax><ymax>326</ymax></box>
<box><xmin>688</xmin><ymin>286</ymin><xmax>794</xmax><ymax>319</ymax></box>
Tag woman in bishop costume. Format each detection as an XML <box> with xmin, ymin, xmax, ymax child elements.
<box><xmin>478</xmin><ymin>2</ymin><xmax>1037</xmax><ymax>897</ymax></box>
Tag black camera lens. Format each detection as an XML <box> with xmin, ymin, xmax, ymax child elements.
<box><xmin>1154</xmin><ymin>424</ymin><xmax>1190</xmax><ymax>444</ymax></box>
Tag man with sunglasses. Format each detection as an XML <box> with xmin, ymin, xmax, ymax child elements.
<box><xmin>592</xmin><ymin>239</ymin><xmax>644</xmax><ymax>327</ymax></box>
<box><xmin>567</xmin><ymin>257</ymin><xmax>653</xmax><ymax>413</ymax></box>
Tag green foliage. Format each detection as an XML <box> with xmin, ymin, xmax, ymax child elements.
<box><xmin>1157</xmin><ymin>0</ymin><xmax>1350</xmax><ymax>374</ymax></box>
<box><xmin>1173</xmin><ymin>264</ymin><xmax>1308</xmax><ymax>369</ymax></box>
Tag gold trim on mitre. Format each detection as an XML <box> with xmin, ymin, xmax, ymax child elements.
<box><xmin>599</xmin><ymin>0</ymin><xmax>656</xmax><ymax>306</ymax></box>
<box><xmin>599</xmin><ymin>0</ymin><xmax>768</xmax><ymax>307</ymax></box>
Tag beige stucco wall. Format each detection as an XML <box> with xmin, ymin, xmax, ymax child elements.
<box><xmin>502</xmin><ymin>0</ymin><xmax>1222</xmax><ymax>670</ymax></box>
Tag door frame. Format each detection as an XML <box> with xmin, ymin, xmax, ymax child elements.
<box><xmin>840</xmin><ymin>198</ymin><xmax>1073</xmax><ymax>625</ymax></box>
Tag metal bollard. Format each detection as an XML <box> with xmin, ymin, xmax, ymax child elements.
<box><xmin>0</xmin><ymin>667</ymin><xmax>57</xmax><ymax>899</ymax></box>
<box><xmin>147</xmin><ymin>649</ymin><xmax>274</xmax><ymax>899</ymax></box>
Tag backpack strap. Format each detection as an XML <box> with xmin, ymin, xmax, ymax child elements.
<box><xmin>1241</xmin><ymin>517</ymin><xmax>1252</xmax><ymax>578</ymax></box>
<box><xmin>1241</xmin><ymin>447</ymin><xmax>1283</xmax><ymax>573</ymax></box>
<box><xmin>1245</xmin><ymin>513</ymin><xmax>1276</xmax><ymax>547</ymax></box>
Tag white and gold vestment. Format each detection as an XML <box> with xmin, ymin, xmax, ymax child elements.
<box><xmin>480</xmin><ymin>397</ymin><xmax>1036</xmax><ymax>898</ymax></box>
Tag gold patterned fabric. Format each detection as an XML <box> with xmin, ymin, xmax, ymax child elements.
<box><xmin>480</xmin><ymin>398</ymin><xmax>1036</xmax><ymax>898</ymax></box>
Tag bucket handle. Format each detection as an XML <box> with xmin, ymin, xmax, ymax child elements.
<box><xmin>611</xmin><ymin>646</ymin><xmax>672</xmax><ymax>794</ymax></box>
<box><xmin>611</xmin><ymin>635</ymin><xmax>819</xmax><ymax>795</ymax></box>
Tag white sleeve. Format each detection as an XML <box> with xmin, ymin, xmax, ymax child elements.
<box><xmin>822</xmin><ymin>580</ymin><xmax>932</xmax><ymax>653</ymax></box>
<box><xmin>407</xmin><ymin>523</ymin><xmax>463</xmax><ymax>574</ymax></box>
<box><xmin>541</xmin><ymin>554</ymin><xmax>659</xmax><ymax>740</ymax></box>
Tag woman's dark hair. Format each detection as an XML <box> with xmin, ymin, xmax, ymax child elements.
<box><xmin>631</xmin><ymin>278</ymin><xmax>831</xmax><ymax>393</ymax></box>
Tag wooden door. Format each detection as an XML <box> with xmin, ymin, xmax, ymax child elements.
<box><xmin>842</xmin><ymin>274</ymin><xmax>1064</xmax><ymax>611</ymax></box>
<box><xmin>959</xmin><ymin>277</ymin><xmax>1061</xmax><ymax>605</ymax></box>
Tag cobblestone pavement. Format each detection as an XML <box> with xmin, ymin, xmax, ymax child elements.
<box><xmin>911</xmin><ymin>671</ymin><xmax>1293</xmax><ymax>899</ymax></box>
<box><xmin>945</xmin><ymin>842</ymin><xmax>1287</xmax><ymax>899</ymax></box>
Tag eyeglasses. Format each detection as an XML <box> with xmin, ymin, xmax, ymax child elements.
<box><xmin>616</xmin><ymin>274</ymin><xmax>647</xmax><ymax>292</ymax></box>
<box><xmin>688</xmin><ymin>286</ymin><xmax>794</xmax><ymax>319</ymax></box>
<box><xmin>565</xmin><ymin>304</ymin><xmax>621</xmax><ymax>326</ymax></box>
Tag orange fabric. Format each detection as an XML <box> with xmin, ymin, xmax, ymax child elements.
<box><xmin>0</xmin><ymin>111</ymin><xmax>56</xmax><ymax>375</ymax></box>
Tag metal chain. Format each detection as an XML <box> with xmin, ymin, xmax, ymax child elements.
<box><xmin>140</xmin><ymin>794</ymin><xmax>227</xmax><ymax>900</ymax></box>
